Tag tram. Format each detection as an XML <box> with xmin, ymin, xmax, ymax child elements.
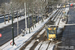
<box><xmin>46</xmin><ymin>26</ymin><xmax>57</xmax><ymax>41</ymax></box>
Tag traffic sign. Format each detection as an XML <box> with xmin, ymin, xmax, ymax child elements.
<box><xmin>0</xmin><ymin>33</ymin><xmax>2</xmax><ymax>37</ymax></box>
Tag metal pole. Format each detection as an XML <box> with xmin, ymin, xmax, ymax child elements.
<box><xmin>4</xmin><ymin>14</ymin><xmax>6</xmax><ymax>24</ymax></box>
<box><xmin>28</xmin><ymin>17</ymin><xmax>30</xmax><ymax>33</ymax></box>
<box><xmin>12</xmin><ymin>13</ymin><xmax>14</xmax><ymax>45</ymax></box>
<box><xmin>27</xmin><ymin>4</ymin><xmax>30</xmax><ymax>33</ymax></box>
<box><xmin>17</xmin><ymin>13</ymin><xmax>19</xmax><ymax>35</ymax></box>
<box><xmin>41</xmin><ymin>2</ymin><xmax>43</xmax><ymax>22</ymax></box>
<box><xmin>32</xmin><ymin>3</ymin><xmax>34</xmax><ymax>29</ymax></box>
<box><xmin>8</xmin><ymin>15</ymin><xmax>10</xmax><ymax>22</ymax></box>
<box><xmin>24</xmin><ymin>3</ymin><xmax>27</xmax><ymax>34</ymax></box>
<box><xmin>35</xmin><ymin>16</ymin><xmax>36</xmax><ymax>27</ymax></box>
<box><xmin>11</xmin><ymin>2</ymin><xmax>14</xmax><ymax>45</ymax></box>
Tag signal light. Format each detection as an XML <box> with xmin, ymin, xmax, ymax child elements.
<box><xmin>54</xmin><ymin>28</ymin><xmax>56</xmax><ymax>30</ymax></box>
<box><xmin>70</xmin><ymin>4</ymin><xmax>73</xmax><ymax>6</ymax></box>
<box><xmin>0</xmin><ymin>33</ymin><xmax>2</xmax><ymax>37</ymax></box>
<box><xmin>48</xmin><ymin>28</ymin><xmax>52</xmax><ymax>30</ymax></box>
<box><xmin>50</xmin><ymin>28</ymin><xmax>52</xmax><ymax>30</ymax></box>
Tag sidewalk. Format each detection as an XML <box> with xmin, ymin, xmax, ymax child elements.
<box><xmin>0</xmin><ymin>10</ymin><xmax>58</xmax><ymax>50</ymax></box>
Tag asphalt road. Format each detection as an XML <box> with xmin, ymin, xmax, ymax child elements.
<box><xmin>57</xmin><ymin>6</ymin><xmax>75</xmax><ymax>50</ymax></box>
<box><xmin>0</xmin><ymin>15</ymin><xmax>42</xmax><ymax>46</ymax></box>
<box><xmin>0</xmin><ymin>18</ymin><xmax>4</xmax><ymax>23</ymax></box>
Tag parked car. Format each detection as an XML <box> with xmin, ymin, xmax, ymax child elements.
<box><xmin>5</xmin><ymin>17</ymin><xmax>10</xmax><ymax>21</ymax></box>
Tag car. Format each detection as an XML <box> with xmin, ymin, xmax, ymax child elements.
<box><xmin>5</xmin><ymin>17</ymin><xmax>10</xmax><ymax>21</ymax></box>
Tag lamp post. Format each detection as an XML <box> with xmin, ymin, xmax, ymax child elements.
<box><xmin>24</xmin><ymin>3</ymin><xmax>27</xmax><ymax>34</ymax></box>
<box><xmin>27</xmin><ymin>3</ymin><xmax>30</xmax><ymax>33</ymax></box>
<box><xmin>17</xmin><ymin>11</ymin><xmax>19</xmax><ymax>35</ymax></box>
<box><xmin>32</xmin><ymin>3</ymin><xmax>34</xmax><ymax>29</ymax></box>
<box><xmin>11</xmin><ymin>2</ymin><xmax>15</xmax><ymax>45</ymax></box>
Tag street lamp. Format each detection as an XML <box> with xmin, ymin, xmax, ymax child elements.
<box><xmin>27</xmin><ymin>4</ymin><xmax>31</xmax><ymax>33</ymax></box>
<box><xmin>24</xmin><ymin>3</ymin><xmax>27</xmax><ymax>34</ymax></box>
<box><xmin>10</xmin><ymin>2</ymin><xmax>15</xmax><ymax>45</ymax></box>
<box><xmin>17</xmin><ymin>11</ymin><xmax>19</xmax><ymax>35</ymax></box>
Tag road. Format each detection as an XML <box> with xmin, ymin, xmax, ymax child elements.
<box><xmin>56</xmin><ymin>6</ymin><xmax>75</xmax><ymax>50</ymax></box>
<box><xmin>0</xmin><ymin>15</ymin><xmax>42</xmax><ymax>46</ymax></box>
<box><xmin>0</xmin><ymin>18</ymin><xmax>4</xmax><ymax>23</ymax></box>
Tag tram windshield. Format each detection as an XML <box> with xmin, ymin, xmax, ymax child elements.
<box><xmin>48</xmin><ymin>27</ymin><xmax>56</xmax><ymax>34</ymax></box>
<box><xmin>49</xmin><ymin>30</ymin><xmax>56</xmax><ymax>34</ymax></box>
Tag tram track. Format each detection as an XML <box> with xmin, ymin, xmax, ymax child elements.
<box><xmin>20</xmin><ymin>25</ymin><xmax>45</xmax><ymax>50</ymax></box>
<box><xmin>19</xmin><ymin>9</ymin><xmax>64</xmax><ymax>50</ymax></box>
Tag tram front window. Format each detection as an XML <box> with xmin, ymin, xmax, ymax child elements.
<box><xmin>48</xmin><ymin>27</ymin><xmax>56</xmax><ymax>34</ymax></box>
<box><xmin>49</xmin><ymin>30</ymin><xmax>56</xmax><ymax>34</ymax></box>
